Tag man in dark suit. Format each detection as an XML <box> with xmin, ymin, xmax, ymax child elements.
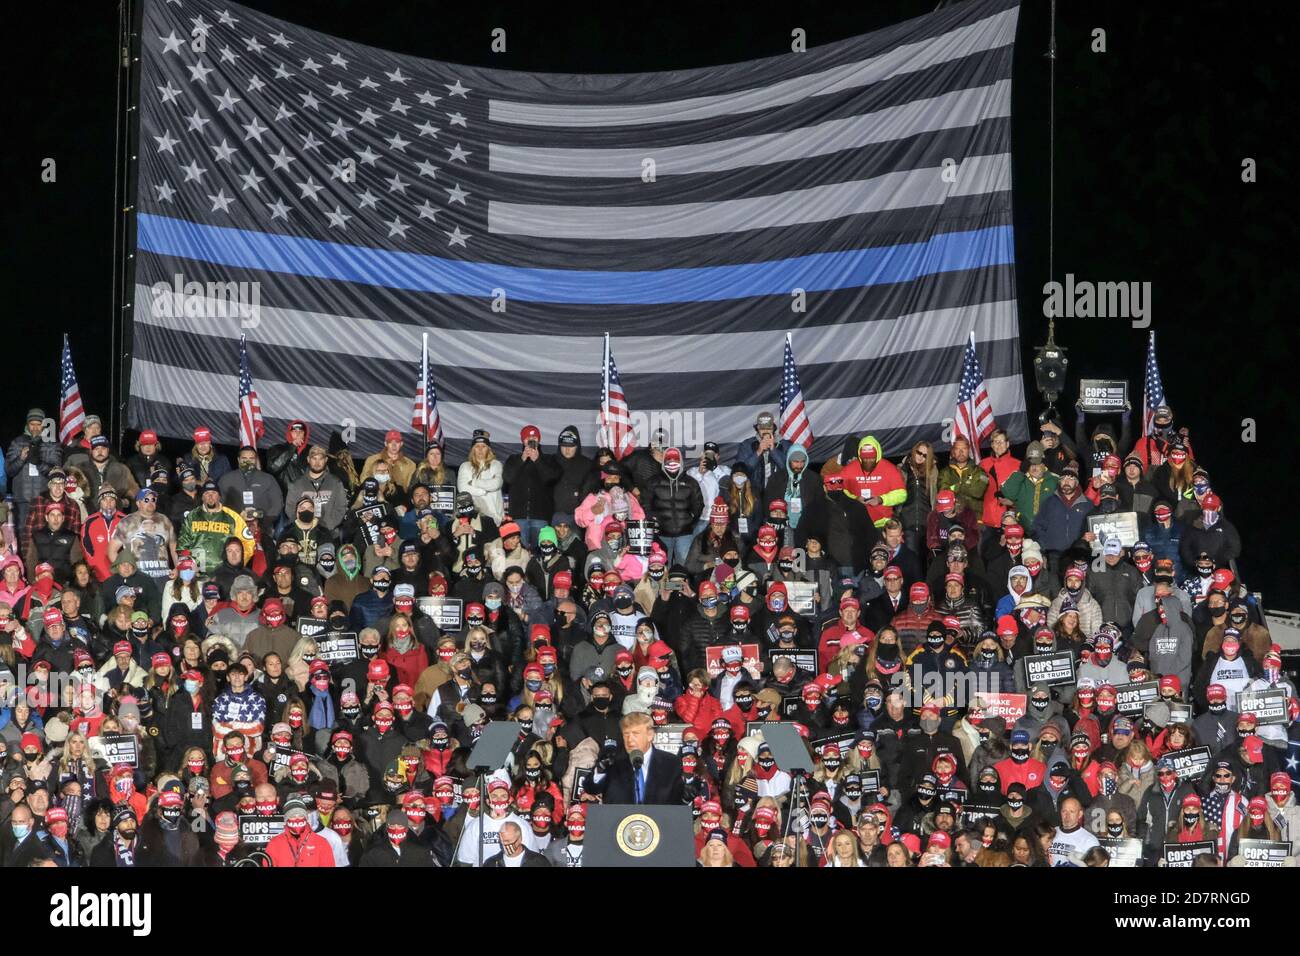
<box><xmin>483</xmin><ymin>821</ymin><xmax>551</xmax><ymax>868</ymax></box>
<box><xmin>588</xmin><ymin>712</ymin><xmax>686</xmax><ymax>806</ymax></box>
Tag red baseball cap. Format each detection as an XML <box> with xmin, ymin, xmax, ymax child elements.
<box><xmin>839</xmin><ymin>595</ymin><xmax>860</xmax><ymax>610</ymax></box>
<box><xmin>1243</xmin><ymin>736</ymin><xmax>1265</xmax><ymax>764</ymax></box>
<box><xmin>1182</xmin><ymin>792</ymin><xmax>1201</xmax><ymax>808</ymax></box>
<box><xmin>367</xmin><ymin>659</ymin><xmax>390</xmax><ymax>681</ymax></box>
<box><xmin>553</xmin><ymin>570</ymin><xmax>572</xmax><ymax>590</ymax></box>
<box><xmin>1206</xmin><ymin>683</ymin><xmax>1227</xmax><ymax>703</ymax></box>
<box><xmin>151</xmin><ymin>652</ymin><xmax>171</xmax><ymax>669</ymax></box>
<box><xmin>193</xmin><ymin>426</ymin><xmax>212</xmax><ymax>443</ymax></box>
<box><xmin>927</xmin><ymin>830</ymin><xmax>952</xmax><ymax>849</ymax></box>
<box><xmin>908</xmin><ymin>582</ymin><xmax>930</xmax><ymax>603</ymax></box>
<box><xmin>384</xmin><ymin>429</ymin><xmax>402</xmax><ymax>444</ymax></box>
<box><xmin>996</xmin><ymin>615</ymin><xmax>1018</xmax><ymax>637</ymax></box>
<box><xmin>46</xmin><ymin>807</ymin><xmax>68</xmax><ymax>824</ymax></box>
<box><xmin>729</xmin><ymin>604</ymin><xmax>750</xmax><ymax>622</ymax></box>
<box><xmin>42</xmin><ymin>606</ymin><xmax>63</xmax><ymax>627</ymax></box>
<box><xmin>1004</xmin><ymin>524</ymin><xmax>1024</xmax><ymax>539</ymax></box>
<box><xmin>520</xmin><ymin>424</ymin><xmax>541</xmax><ymax>443</ymax></box>
<box><xmin>1158</xmin><ymin>674</ymin><xmax>1181</xmax><ymax>693</ymax></box>
<box><xmin>936</xmin><ymin>490</ymin><xmax>956</xmax><ymax>510</ymax></box>
<box><xmin>113</xmin><ymin>640</ymin><xmax>133</xmax><ymax>657</ymax></box>
<box><xmin>139</xmin><ymin>430</ymin><xmax>159</xmax><ymax>445</ymax></box>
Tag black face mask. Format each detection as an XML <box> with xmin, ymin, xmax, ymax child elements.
<box><xmin>977</xmin><ymin>780</ymin><xmax>998</xmax><ymax>798</ymax></box>
<box><xmin>518</xmin><ymin>720</ymin><xmax>533</xmax><ymax>735</ymax></box>
<box><xmin>1010</xmin><ymin>748</ymin><xmax>1030</xmax><ymax>763</ymax></box>
<box><xmin>757</xmin><ymin>757</ymin><xmax>775</xmax><ymax>770</ymax></box>
<box><xmin>979</xmin><ymin>649</ymin><xmax>997</xmax><ymax>664</ymax></box>
<box><xmin>342</xmin><ymin>705</ymin><xmax>361</xmax><ymax>720</ymax></box>
<box><xmin>360</xmin><ymin>644</ymin><xmax>380</xmax><ymax>660</ymax></box>
<box><xmin>524</xmin><ymin>768</ymin><xmax>541</xmax><ymax>781</ymax></box>
<box><xmin>464</xmin><ymin>564</ymin><xmax>484</xmax><ymax>579</ymax></box>
<box><xmin>233</xmin><ymin>780</ymin><xmax>251</xmax><ymax>794</ymax></box>
<box><xmin>822</xmin><ymin>757</ymin><xmax>841</xmax><ymax>771</ymax></box>
<box><xmin>430</xmin><ymin>736</ymin><xmax>449</xmax><ymax>750</ymax></box>
<box><xmin>456</xmin><ymin>504</ymin><xmax>476</xmax><ymax>519</ymax></box>
<box><xmin>1107</xmin><ymin>822</ymin><xmax>1124</xmax><ymax>836</ymax></box>
<box><xmin>591</xmin><ymin>697</ymin><xmax>611</xmax><ymax>713</ymax></box>
<box><xmin>479</xmin><ymin>694</ymin><xmax>497</xmax><ymax>706</ymax></box>
<box><xmin>755</xmin><ymin>706</ymin><xmax>772</xmax><ymax>720</ymax></box>
<box><xmin>810</xmin><ymin>813</ymin><xmax>829</xmax><ymax>828</ymax></box>
<box><xmin>1208</xmin><ymin>701</ymin><xmax>1226</xmax><ymax>713</ymax></box>
<box><xmin>648</xmin><ymin>568</ymin><xmax>665</xmax><ymax>582</ymax></box>
<box><xmin>1030</xmin><ymin>698</ymin><xmax>1049</xmax><ymax>712</ymax></box>
<box><xmin>1183</xmin><ymin>813</ymin><xmax>1199</xmax><ymax>828</ymax></box>
<box><xmin>843</xmin><ymin>787</ymin><xmax>862</xmax><ymax>801</ymax></box>
<box><xmin>1006</xmin><ymin>798</ymin><xmax>1024</xmax><ymax>811</ymax></box>
<box><xmin>876</xmin><ymin>644</ymin><xmax>900</xmax><ymax>663</ymax></box>
<box><xmin>735</xmin><ymin>695</ymin><xmax>754</xmax><ymax>710</ymax></box>
<box><xmin>372</xmin><ymin>580</ymin><xmax>391</xmax><ymax>594</ymax></box>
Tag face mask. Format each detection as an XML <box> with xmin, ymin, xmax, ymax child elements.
<box><xmin>374</xmin><ymin>717</ymin><xmax>394</xmax><ymax>733</ymax></box>
<box><xmin>844</xmin><ymin>787</ymin><xmax>862</xmax><ymax>801</ymax></box>
<box><xmin>485</xmin><ymin>598</ymin><xmax>502</xmax><ymax>611</ymax></box>
<box><xmin>591</xmin><ymin>697</ymin><xmax>611</xmax><ymax>713</ymax></box>
<box><xmin>810</xmin><ymin>813</ymin><xmax>829</xmax><ymax>827</ymax></box>
<box><xmin>757</xmin><ymin>756</ymin><xmax>775</xmax><ymax>771</ymax></box>
<box><xmin>12</xmin><ymin>823</ymin><xmax>29</xmax><ymax>840</ymax></box>
<box><xmin>183</xmin><ymin>679</ymin><xmax>201</xmax><ymax>694</ymax></box>
<box><xmin>1031</xmin><ymin>698</ymin><xmax>1049</xmax><ymax>712</ymax></box>
<box><xmin>524</xmin><ymin>768</ymin><xmax>541</xmax><ymax>781</ymax></box>
<box><xmin>735</xmin><ymin>695</ymin><xmax>754</xmax><ymax>710</ymax></box>
<box><xmin>755</xmin><ymin>706</ymin><xmax>772</xmax><ymax>720</ymax></box>
<box><xmin>920</xmin><ymin>718</ymin><xmax>940</xmax><ymax>734</ymax></box>
<box><xmin>226</xmin><ymin>746</ymin><xmax>245</xmax><ymax>763</ymax></box>
<box><xmin>732</xmin><ymin>474</ymin><xmax>747</xmax><ymax>486</ymax></box>
<box><xmin>360</xmin><ymin>644</ymin><xmax>380</xmax><ymax>660</ymax></box>
<box><xmin>699</xmin><ymin>597</ymin><xmax>717</xmax><ymax>610</ymax></box>
<box><xmin>822</xmin><ymin>757</ymin><xmax>841</xmax><ymax>771</ymax></box>
<box><xmin>1106</xmin><ymin>822</ymin><xmax>1124</xmax><ymax>837</ymax></box>
<box><xmin>372</xmin><ymin>579</ymin><xmax>391</xmax><ymax>594</ymax></box>
<box><xmin>285</xmin><ymin>817</ymin><xmax>310</xmax><ymax>837</ymax></box>
<box><xmin>1182</xmin><ymin>812</ymin><xmax>1199</xmax><ymax>828</ymax></box>
<box><xmin>1010</xmin><ymin>748</ymin><xmax>1030</xmax><ymax>763</ymax></box>
<box><xmin>1006</xmin><ymin>798</ymin><xmax>1024</xmax><ymax>812</ymax></box>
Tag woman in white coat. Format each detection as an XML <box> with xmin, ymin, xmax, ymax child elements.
<box><xmin>458</xmin><ymin>430</ymin><xmax>504</xmax><ymax>524</ymax></box>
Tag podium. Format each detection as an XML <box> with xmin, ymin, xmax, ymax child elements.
<box><xmin>582</xmin><ymin>805</ymin><xmax>696</xmax><ymax>867</ymax></box>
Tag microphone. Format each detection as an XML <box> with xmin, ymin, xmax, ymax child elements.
<box><xmin>630</xmin><ymin>749</ymin><xmax>644</xmax><ymax>770</ymax></box>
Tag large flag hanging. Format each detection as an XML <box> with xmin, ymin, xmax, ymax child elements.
<box><xmin>58</xmin><ymin>335</ymin><xmax>86</xmax><ymax>445</ymax></box>
<box><xmin>779</xmin><ymin>333</ymin><xmax>813</xmax><ymax>450</ymax></box>
<box><xmin>1141</xmin><ymin>331</ymin><xmax>1166</xmax><ymax>437</ymax></box>
<box><xmin>237</xmin><ymin>333</ymin><xmax>265</xmax><ymax>447</ymax></box>
<box><xmin>599</xmin><ymin>334</ymin><xmax>636</xmax><ymax>460</ymax></box>
<box><xmin>128</xmin><ymin>0</ymin><xmax>1027</xmax><ymax>457</ymax></box>
<box><xmin>411</xmin><ymin>333</ymin><xmax>444</xmax><ymax>448</ymax></box>
<box><xmin>953</xmin><ymin>330</ymin><xmax>995</xmax><ymax>461</ymax></box>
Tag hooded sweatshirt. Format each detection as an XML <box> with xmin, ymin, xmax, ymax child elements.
<box><xmin>839</xmin><ymin>436</ymin><xmax>906</xmax><ymax>528</ymax></box>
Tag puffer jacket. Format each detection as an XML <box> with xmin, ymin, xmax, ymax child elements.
<box><xmin>645</xmin><ymin>455</ymin><xmax>704</xmax><ymax>537</ymax></box>
<box><xmin>1031</xmin><ymin>490</ymin><xmax>1094</xmax><ymax>554</ymax></box>
<box><xmin>679</xmin><ymin>605</ymin><xmax>730</xmax><ymax>673</ymax></box>
<box><xmin>1047</xmin><ymin>586</ymin><xmax>1103</xmax><ymax>638</ymax></box>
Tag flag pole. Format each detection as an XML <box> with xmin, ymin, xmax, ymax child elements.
<box><xmin>421</xmin><ymin>332</ymin><xmax>429</xmax><ymax>453</ymax></box>
<box><xmin>599</xmin><ymin>332</ymin><xmax>610</xmax><ymax>450</ymax></box>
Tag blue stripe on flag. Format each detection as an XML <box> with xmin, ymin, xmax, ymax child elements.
<box><xmin>136</xmin><ymin>213</ymin><xmax>1013</xmax><ymax>306</ymax></box>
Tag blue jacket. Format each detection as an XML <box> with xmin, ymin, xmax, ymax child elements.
<box><xmin>349</xmin><ymin>589</ymin><xmax>394</xmax><ymax>632</ymax></box>
<box><xmin>736</xmin><ymin>438</ymin><xmax>791</xmax><ymax>502</ymax></box>
<box><xmin>1144</xmin><ymin>521</ymin><xmax>1185</xmax><ymax>581</ymax></box>
<box><xmin>1031</xmin><ymin>492</ymin><xmax>1094</xmax><ymax>554</ymax></box>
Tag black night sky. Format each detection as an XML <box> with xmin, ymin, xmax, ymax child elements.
<box><xmin>4</xmin><ymin>1</ymin><xmax>1295</xmax><ymax>603</ymax></box>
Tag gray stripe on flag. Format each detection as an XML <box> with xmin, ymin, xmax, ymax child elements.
<box><xmin>135</xmin><ymin>287</ymin><xmax>1018</xmax><ymax>375</ymax></box>
<box><xmin>488</xmin><ymin>153</ymin><xmax>1010</xmax><ymax>239</ymax></box>
<box><xmin>488</xmin><ymin>8</ymin><xmax>1018</xmax><ymax>128</ymax></box>
<box><xmin>489</xmin><ymin>81</ymin><xmax>1010</xmax><ymax>177</ymax></box>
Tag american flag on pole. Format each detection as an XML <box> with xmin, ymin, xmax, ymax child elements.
<box><xmin>779</xmin><ymin>333</ymin><xmax>813</xmax><ymax>449</ymax></box>
<box><xmin>599</xmin><ymin>334</ymin><xmax>635</xmax><ymax>460</ymax></box>
<box><xmin>411</xmin><ymin>332</ymin><xmax>444</xmax><ymax>448</ymax></box>
<box><xmin>953</xmin><ymin>330</ymin><xmax>995</xmax><ymax>462</ymax></box>
<box><xmin>237</xmin><ymin>333</ymin><xmax>265</xmax><ymax>447</ymax></box>
<box><xmin>1141</xmin><ymin>331</ymin><xmax>1166</xmax><ymax>438</ymax></box>
<box><xmin>128</xmin><ymin>0</ymin><xmax>1028</xmax><ymax>458</ymax></box>
<box><xmin>58</xmin><ymin>335</ymin><xmax>86</xmax><ymax>445</ymax></box>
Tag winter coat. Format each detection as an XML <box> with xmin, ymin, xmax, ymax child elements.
<box><xmin>1000</xmin><ymin>469</ymin><xmax>1059</xmax><ymax>528</ymax></box>
<box><xmin>285</xmin><ymin>472</ymin><xmax>349</xmax><ymax>530</ymax></box>
<box><xmin>1031</xmin><ymin>492</ymin><xmax>1094</xmax><ymax>554</ymax></box>
<box><xmin>979</xmin><ymin>451</ymin><xmax>1020</xmax><ymax>529</ymax></box>
<box><xmin>645</xmin><ymin>467</ymin><xmax>704</xmax><ymax>538</ymax></box>
<box><xmin>1087</xmin><ymin>560</ymin><xmax>1141</xmax><ymax>628</ymax></box>
<box><xmin>1047</xmin><ymin>587</ymin><xmax>1103</xmax><ymax>638</ymax></box>
<box><xmin>502</xmin><ymin>453</ymin><xmax>561</xmax><ymax>521</ymax></box>
<box><xmin>937</xmin><ymin>461</ymin><xmax>989</xmax><ymax>519</ymax></box>
<box><xmin>735</xmin><ymin>436</ymin><xmax>791</xmax><ymax>503</ymax></box>
<box><xmin>1179</xmin><ymin>517</ymin><xmax>1242</xmax><ymax>571</ymax></box>
<box><xmin>218</xmin><ymin>468</ymin><xmax>284</xmax><ymax>529</ymax></box>
<box><xmin>551</xmin><ymin>427</ymin><xmax>594</xmax><ymax>517</ymax></box>
<box><xmin>678</xmin><ymin>606</ymin><xmax>730</xmax><ymax>674</ymax></box>
<box><xmin>457</xmin><ymin>460</ymin><xmax>505</xmax><ymax>524</ymax></box>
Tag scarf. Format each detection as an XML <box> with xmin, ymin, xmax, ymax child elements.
<box><xmin>113</xmin><ymin>832</ymin><xmax>136</xmax><ymax>867</ymax></box>
<box><xmin>309</xmin><ymin>685</ymin><xmax>336</xmax><ymax>729</ymax></box>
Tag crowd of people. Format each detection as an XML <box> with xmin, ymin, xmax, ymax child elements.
<box><xmin>0</xmin><ymin>398</ymin><xmax>1295</xmax><ymax>869</ymax></box>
